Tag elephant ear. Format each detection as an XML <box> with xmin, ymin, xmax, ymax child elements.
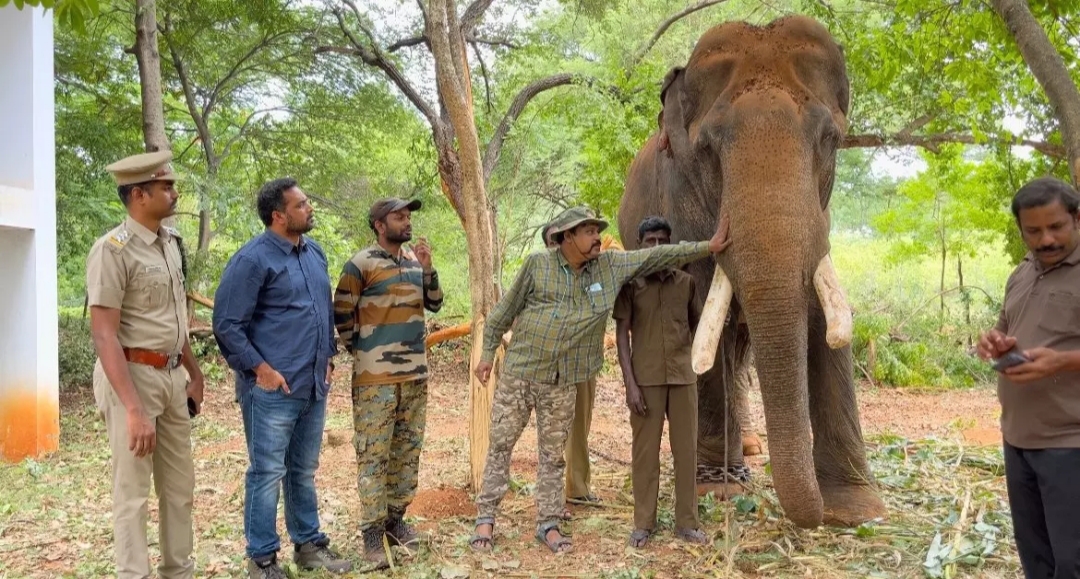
<box><xmin>659</xmin><ymin>66</ymin><xmax>685</xmax><ymax>126</ymax></box>
<box><xmin>658</xmin><ymin>66</ymin><xmax>692</xmax><ymax>159</ymax></box>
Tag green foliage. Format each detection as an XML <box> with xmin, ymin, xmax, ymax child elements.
<box><xmin>835</xmin><ymin>233</ymin><xmax>1010</xmax><ymax>388</ymax></box>
<box><xmin>57</xmin><ymin>310</ymin><xmax>96</xmax><ymax>391</ymax></box>
<box><xmin>2</xmin><ymin>0</ymin><xmax>101</xmax><ymax>32</ymax></box>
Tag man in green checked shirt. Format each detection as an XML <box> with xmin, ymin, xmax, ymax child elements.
<box><xmin>469</xmin><ymin>206</ymin><xmax>732</xmax><ymax>554</ymax></box>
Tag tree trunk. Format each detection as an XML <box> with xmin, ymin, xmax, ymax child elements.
<box><xmin>427</xmin><ymin>0</ymin><xmax>501</xmax><ymax>490</ymax></box>
<box><xmin>132</xmin><ymin>0</ymin><xmax>176</xmax><ymax>231</ymax></box>
<box><xmin>133</xmin><ymin>0</ymin><xmax>168</xmax><ymax>154</ymax></box>
<box><xmin>992</xmin><ymin>0</ymin><xmax>1080</xmax><ymax>185</ymax></box>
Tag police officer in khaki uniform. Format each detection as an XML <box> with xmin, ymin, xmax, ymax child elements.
<box><xmin>87</xmin><ymin>150</ymin><xmax>206</xmax><ymax>579</ymax></box>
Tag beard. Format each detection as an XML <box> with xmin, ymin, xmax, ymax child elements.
<box><xmin>287</xmin><ymin>213</ymin><xmax>315</xmax><ymax>235</ymax></box>
<box><xmin>385</xmin><ymin>227</ymin><xmax>412</xmax><ymax>243</ymax></box>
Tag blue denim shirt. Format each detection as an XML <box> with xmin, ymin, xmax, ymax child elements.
<box><xmin>212</xmin><ymin>231</ymin><xmax>336</xmax><ymax>401</ymax></box>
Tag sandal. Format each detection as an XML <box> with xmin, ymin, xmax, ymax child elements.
<box><xmin>628</xmin><ymin>528</ymin><xmax>651</xmax><ymax>548</ymax></box>
<box><xmin>535</xmin><ymin>520</ymin><xmax>572</xmax><ymax>553</ymax></box>
<box><xmin>675</xmin><ymin>527</ymin><xmax>710</xmax><ymax>545</ymax></box>
<box><xmin>469</xmin><ymin>516</ymin><xmax>495</xmax><ymax>552</ymax></box>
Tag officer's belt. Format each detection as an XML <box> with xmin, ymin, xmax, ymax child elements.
<box><xmin>123</xmin><ymin>347</ymin><xmax>183</xmax><ymax>370</ymax></box>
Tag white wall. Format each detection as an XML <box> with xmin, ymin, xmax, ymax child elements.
<box><xmin>0</xmin><ymin>5</ymin><xmax>59</xmax><ymax>461</ymax></box>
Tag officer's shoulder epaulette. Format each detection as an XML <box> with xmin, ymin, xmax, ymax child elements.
<box><xmin>104</xmin><ymin>226</ymin><xmax>132</xmax><ymax>253</ymax></box>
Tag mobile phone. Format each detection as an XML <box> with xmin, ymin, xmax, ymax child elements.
<box><xmin>187</xmin><ymin>397</ymin><xmax>199</xmax><ymax>418</ymax></box>
<box><xmin>992</xmin><ymin>350</ymin><xmax>1031</xmax><ymax>372</ymax></box>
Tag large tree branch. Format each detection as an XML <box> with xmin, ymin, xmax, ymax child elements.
<box><xmin>991</xmin><ymin>0</ymin><xmax>1080</xmax><ymax>183</ymax></box>
<box><xmin>163</xmin><ymin>32</ymin><xmax>216</xmax><ymax>167</ymax></box>
<box><xmin>388</xmin><ymin>33</ymin><xmax>517</xmax><ymax>52</ymax></box>
<box><xmin>203</xmin><ymin>31</ymin><xmax>289</xmax><ymax>119</ymax></box>
<box><xmin>842</xmin><ymin>131</ymin><xmax>1067</xmax><ymax>158</ymax></box>
<box><xmin>387</xmin><ymin>35</ymin><xmax>427</xmax><ymax>51</ymax></box>
<box><xmin>460</xmin><ymin>0</ymin><xmax>496</xmax><ymax>36</ymax></box>
<box><xmin>482</xmin><ymin>73</ymin><xmax>600</xmax><ymax>182</ymax></box>
<box><xmin>317</xmin><ymin>3</ymin><xmax>440</xmax><ymax>126</ymax></box>
<box><xmin>629</xmin><ymin>0</ymin><xmax>730</xmax><ymax>70</ymax></box>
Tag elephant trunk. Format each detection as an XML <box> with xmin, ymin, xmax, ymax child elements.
<box><xmin>740</xmin><ymin>284</ymin><xmax>822</xmax><ymax>527</ymax></box>
<box><xmin>711</xmin><ymin>101</ymin><xmax>830</xmax><ymax>527</ymax></box>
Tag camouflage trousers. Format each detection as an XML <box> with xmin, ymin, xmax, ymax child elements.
<box><xmin>351</xmin><ymin>379</ymin><xmax>428</xmax><ymax>531</ymax></box>
<box><xmin>475</xmin><ymin>374</ymin><xmax>578</xmax><ymax>525</ymax></box>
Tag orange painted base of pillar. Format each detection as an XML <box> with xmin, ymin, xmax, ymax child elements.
<box><xmin>0</xmin><ymin>388</ymin><xmax>60</xmax><ymax>462</ymax></box>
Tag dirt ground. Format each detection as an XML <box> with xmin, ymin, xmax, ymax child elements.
<box><xmin>0</xmin><ymin>342</ymin><xmax>1015</xmax><ymax>579</ymax></box>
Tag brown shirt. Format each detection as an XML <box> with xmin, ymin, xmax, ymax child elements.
<box><xmin>995</xmin><ymin>242</ymin><xmax>1080</xmax><ymax>448</ymax></box>
<box><xmin>612</xmin><ymin>267</ymin><xmax>701</xmax><ymax>386</ymax></box>
<box><xmin>86</xmin><ymin>217</ymin><xmax>188</xmax><ymax>355</ymax></box>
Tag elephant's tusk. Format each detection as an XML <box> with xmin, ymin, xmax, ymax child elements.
<box><xmin>691</xmin><ymin>264</ymin><xmax>734</xmax><ymax>374</ymax></box>
<box><xmin>813</xmin><ymin>254</ymin><xmax>853</xmax><ymax>349</ymax></box>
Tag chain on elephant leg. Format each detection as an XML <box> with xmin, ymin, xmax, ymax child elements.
<box><xmin>695</xmin><ymin>463</ymin><xmax>752</xmax><ymax>499</ymax></box>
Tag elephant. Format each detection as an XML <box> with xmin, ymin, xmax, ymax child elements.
<box><xmin>616</xmin><ymin>15</ymin><xmax>886</xmax><ymax>528</ymax></box>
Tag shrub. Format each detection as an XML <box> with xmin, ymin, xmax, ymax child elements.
<box><xmin>58</xmin><ymin>311</ymin><xmax>96</xmax><ymax>391</ymax></box>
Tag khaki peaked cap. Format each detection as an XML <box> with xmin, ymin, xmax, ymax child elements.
<box><xmin>105</xmin><ymin>151</ymin><xmax>179</xmax><ymax>186</ymax></box>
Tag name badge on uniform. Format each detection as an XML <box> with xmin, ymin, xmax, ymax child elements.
<box><xmin>144</xmin><ymin>265</ymin><xmax>164</xmax><ymax>274</ymax></box>
<box><xmin>587</xmin><ymin>282</ymin><xmax>602</xmax><ymax>293</ymax></box>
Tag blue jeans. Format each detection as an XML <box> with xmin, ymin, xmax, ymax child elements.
<box><xmin>240</xmin><ymin>386</ymin><xmax>328</xmax><ymax>560</ymax></box>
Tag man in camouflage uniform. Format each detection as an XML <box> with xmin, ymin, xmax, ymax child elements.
<box><xmin>86</xmin><ymin>151</ymin><xmax>206</xmax><ymax>579</ymax></box>
<box><xmin>333</xmin><ymin>198</ymin><xmax>443</xmax><ymax>569</ymax></box>
<box><xmin>469</xmin><ymin>207</ymin><xmax>732</xmax><ymax>555</ymax></box>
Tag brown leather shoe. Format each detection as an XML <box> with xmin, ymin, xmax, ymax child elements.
<box><xmin>386</xmin><ymin>515</ymin><xmax>420</xmax><ymax>546</ymax></box>
<box><xmin>294</xmin><ymin>539</ymin><xmax>353</xmax><ymax>573</ymax></box>
<box><xmin>361</xmin><ymin>527</ymin><xmax>390</xmax><ymax>571</ymax></box>
<box><xmin>247</xmin><ymin>554</ymin><xmax>287</xmax><ymax>579</ymax></box>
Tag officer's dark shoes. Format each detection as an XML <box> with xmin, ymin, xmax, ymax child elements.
<box><xmin>294</xmin><ymin>538</ymin><xmax>353</xmax><ymax>574</ymax></box>
<box><xmin>386</xmin><ymin>515</ymin><xmax>420</xmax><ymax>547</ymax></box>
<box><xmin>247</xmin><ymin>554</ymin><xmax>287</xmax><ymax>579</ymax></box>
<box><xmin>361</xmin><ymin>527</ymin><xmax>391</xmax><ymax>571</ymax></box>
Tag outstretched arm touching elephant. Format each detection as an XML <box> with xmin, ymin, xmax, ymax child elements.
<box><xmin>612</xmin><ymin>215</ymin><xmax>732</xmax><ymax>286</ymax></box>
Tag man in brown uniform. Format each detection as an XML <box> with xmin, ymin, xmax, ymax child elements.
<box><xmin>977</xmin><ymin>176</ymin><xmax>1080</xmax><ymax>579</ymax></box>
<box><xmin>87</xmin><ymin>151</ymin><xmax>206</xmax><ymax>579</ymax></box>
<box><xmin>539</xmin><ymin>223</ymin><xmax>604</xmax><ymax>512</ymax></box>
<box><xmin>612</xmin><ymin>216</ymin><xmax>707</xmax><ymax>548</ymax></box>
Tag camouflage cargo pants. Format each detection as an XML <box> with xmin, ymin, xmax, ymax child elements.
<box><xmin>352</xmin><ymin>380</ymin><xmax>428</xmax><ymax>531</ymax></box>
<box><xmin>475</xmin><ymin>374</ymin><xmax>577</xmax><ymax>525</ymax></box>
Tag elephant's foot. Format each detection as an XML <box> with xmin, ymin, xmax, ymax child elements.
<box><xmin>742</xmin><ymin>430</ymin><xmax>762</xmax><ymax>456</ymax></box>
<box><xmin>819</xmin><ymin>482</ymin><xmax>887</xmax><ymax>527</ymax></box>
<box><xmin>696</xmin><ymin>463</ymin><xmax>751</xmax><ymax>499</ymax></box>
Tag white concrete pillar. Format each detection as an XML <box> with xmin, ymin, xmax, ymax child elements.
<box><xmin>0</xmin><ymin>6</ymin><xmax>59</xmax><ymax>461</ymax></box>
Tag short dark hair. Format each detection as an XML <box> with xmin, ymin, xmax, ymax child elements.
<box><xmin>256</xmin><ymin>178</ymin><xmax>298</xmax><ymax>227</ymax></box>
<box><xmin>637</xmin><ymin>215</ymin><xmax>672</xmax><ymax>241</ymax></box>
<box><xmin>117</xmin><ymin>182</ymin><xmax>151</xmax><ymax>206</ymax></box>
<box><xmin>1011</xmin><ymin>176</ymin><xmax>1080</xmax><ymax>220</ymax></box>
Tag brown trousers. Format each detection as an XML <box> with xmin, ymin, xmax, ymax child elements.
<box><xmin>631</xmin><ymin>383</ymin><xmax>699</xmax><ymax>531</ymax></box>
<box><xmin>94</xmin><ymin>360</ymin><xmax>195</xmax><ymax>579</ymax></box>
<box><xmin>564</xmin><ymin>377</ymin><xmax>597</xmax><ymax>498</ymax></box>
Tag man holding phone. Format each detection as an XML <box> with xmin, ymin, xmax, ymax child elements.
<box><xmin>977</xmin><ymin>176</ymin><xmax>1080</xmax><ymax>579</ymax></box>
<box><xmin>334</xmin><ymin>198</ymin><xmax>443</xmax><ymax>570</ymax></box>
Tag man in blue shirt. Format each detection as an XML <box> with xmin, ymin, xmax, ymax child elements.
<box><xmin>212</xmin><ymin>178</ymin><xmax>351</xmax><ymax>578</ymax></box>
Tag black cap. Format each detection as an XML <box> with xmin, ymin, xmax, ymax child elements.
<box><xmin>368</xmin><ymin>197</ymin><xmax>422</xmax><ymax>228</ymax></box>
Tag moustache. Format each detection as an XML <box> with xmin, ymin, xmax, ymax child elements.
<box><xmin>590</xmin><ymin>242</ymin><xmax>601</xmax><ymax>250</ymax></box>
<box><xmin>1037</xmin><ymin>245</ymin><xmax>1064</xmax><ymax>253</ymax></box>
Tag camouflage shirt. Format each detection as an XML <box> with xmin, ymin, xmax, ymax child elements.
<box><xmin>334</xmin><ymin>244</ymin><xmax>443</xmax><ymax>386</ymax></box>
<box><xmin>481</xmin><ymin>241</ymin><xmax>712</xmax><ymax>384</ymax></box>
